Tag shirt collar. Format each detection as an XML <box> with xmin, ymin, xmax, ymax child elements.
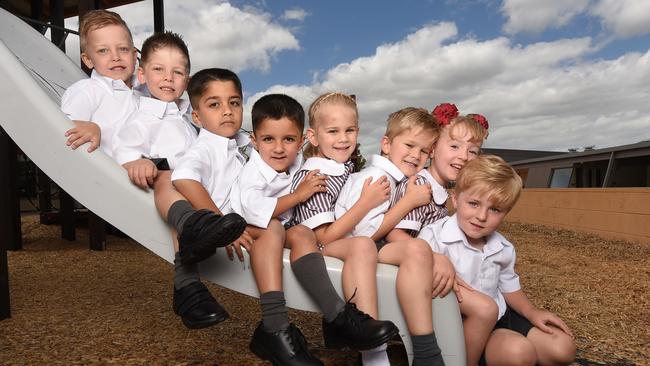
<box><xmin>302</xmin><ymin>157</ymin><xmax>348</xmax><ymax>176</ymax></box>
<box><xmin>91</xmin><ymin>69</ymin><xmax>136</xmax><ymax>92</ymax></box>
<box><xmin>368</xmin><ymin>154</ymin><xmax>404</xmax><ymax>182</ymax></box>
<box><xmin>138</xmin><ymin>96</ymin><xmax>190</xmax><ymax>119</ymax></box>
<box><xmin>440</xmin><ymin>214</ymin><xmax>510</xmax><ymax>253</ymax></box>
<box><xmin>420</xmin><ymin>169</ymin><xmax>449</xmax><ymax>205</ymax></box>
<box><xmin>199</xmin><ymin>129</ymin><xmax>250</xmax><ymax>148</ymax></box>
<box><xmin>249</xmin><ymin>149</ymin><xmax>303</xmax><ymax>183</ymax></box>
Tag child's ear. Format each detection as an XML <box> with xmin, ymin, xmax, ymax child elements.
<box><xmin>191</xmin><ymin>110</ymin><xmax>202</xmax><ymax>127</ymax></box>
<box><xmin>306</xmin><ymin>128</ymin><xmax>318</xmax><ymax>147</ymax></box>
<box><xmin>80</xmin><ymin>53</ymin><xmax>94</xmax><ymax>69</ymax></box>
<box><xmin>380</xmin><ymin>135</ymin><xmax>391</xmax><ymax>155</ymax></box>
<box><xmin>250</xmin><ymin>132</ymin><xmax>259</xmax><ymax>150</ymax></box>
<box><xmin>136</xmin><ymin>66</ymin><xmax>146</xmax><ymax>85</ymax></box>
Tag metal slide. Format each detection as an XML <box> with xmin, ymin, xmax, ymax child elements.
<box><xmin>0</xmin><ymin>8</ymin><xmax>465</xmax><ymax>365</ymax></box>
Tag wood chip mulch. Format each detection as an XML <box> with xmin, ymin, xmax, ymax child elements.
<box><xmin>1</xmin><ymin>216</ymin><xmax>648</xmax><ymax>366</ymax></box>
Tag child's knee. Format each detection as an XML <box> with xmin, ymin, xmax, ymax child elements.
<box><xmin>348</xmin><ymin>237</ymin><xmax>378</xmax><ymax>260</ymax></box>
<box><xmin>403</xmin><ymin>239</ymin><xmax>433</xmax><ymax>268</ymax></box>
<box><xmin>546</xmin><ymin>331</ymin><xmax>576</xmax><ymax>365</ymax></box>
<box><xmin>266</xmin><ymin>219</ymin><xmax>286</xmax><ymax>240</ymax></box>
<box><xmin>499</xmin><ymin>337</ymin><xmax>536</xmax><ymax>366</ymax></box>
<box><xmin>468</xmin><ymin>294</ymin><xmax>498</xmax><ymax>324</ymax></box>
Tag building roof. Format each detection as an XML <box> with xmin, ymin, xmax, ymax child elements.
<box><xmin>509</xmin><ymin>140</ymin><xmax>650</xmax><ymax>166</ymax></box>
<box><xmin>481</xmin><ymin>148</ymin><xmax>564</xmax><ymax>163</ymax></box>
<box><xmin>2</xmin><ymin>0</ymin><xmax>143</xmax><ymax>20</ymax></box>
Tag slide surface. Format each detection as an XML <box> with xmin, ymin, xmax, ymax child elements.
<box><xmin>0</xmin><ymin>9</ymin><xmax>465</xmax><ymax>365</ymax></box>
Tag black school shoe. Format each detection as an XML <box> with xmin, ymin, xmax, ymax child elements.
<box><xmin>323</xmin><ymin>301</ymin><xmax>399</xmax><ymax>350</ymax></box>
<box><xmin>173</xmin><ymin>281</ymin><xmax>229</xmax><ymax>329</ymax></box>
<box><xmin>178</xmin><ymin>210</ymin><xmax>247</xmax><ymax>265</ymax></box>
<box><xmin>249</xmin><ymin>322</ymin><xmax>324</xmax><ymax>366</ymax></box>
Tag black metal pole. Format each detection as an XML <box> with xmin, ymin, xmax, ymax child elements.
<box><xmin>153</xmin><ymin>0</ymin><xmax>165</xmax><ymax>33</ymax></box>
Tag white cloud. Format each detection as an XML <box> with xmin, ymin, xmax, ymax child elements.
<box><xmin>501</xmin><ymin>0</ymin><xmax>590</xmax><ymax>34</ymax></box>
<box><xmin>590</xmin><ymin>0</ymin><xmax>650</xmax><ymax>38</ymax></box>
<box><xmin>65</xmin><ymin>0</ymin><xmax>299</xmax><ymax>74</ymax></box>
<box><xmin>281</xmin><ymin>8</ymin><xmax>308</xmax><ymax>22</ymax></box>
<box><xmin>247</xmin><ymin>22</ymin><xmax>650</xmax><ymax>155</ymax></box>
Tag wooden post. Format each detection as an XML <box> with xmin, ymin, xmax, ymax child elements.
<box><xmin>1</xmin><ymin>127</ymin><xmax>22</xmax><ymax>320</ymax></box>
<box><xmin>153</xmin><ymin>0</ymin><xmax>165</xmax><ymax>33</ymax></box>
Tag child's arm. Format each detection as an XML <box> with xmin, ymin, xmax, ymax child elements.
<box><xmin>315</xmin><ymin>175</ymin><xmax>390</xmax><ymax>244</ymax></box>
<box><xmin>371</xmin><ymin>176</ymin><xmax>431</xmax><ymax>241</ymax></box>
<box><xmin>274</xmin><ymin>170</ymin><xmax>327</xmax><ymax>217</ymax></box>
<box><xmin>123</xmin><ymin>159</ymin><xmax>158</xmax><ymax>191</ymax></box>
<box><xmin>503</xmin><ymin>290</ymin><xmax>573</xmax><ymax>336</ymax></box>
<box><xmin>61</xmin><ymin>83</ymin><xmax>101</xmax><ymax>152</ymax></box>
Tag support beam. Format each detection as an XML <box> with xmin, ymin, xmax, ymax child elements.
<box><xmin>153</xmin><ymin>0</ymin><xmax>165</xmax><ymax>33</ymax></box>
<box><xmin>1</xmin><ymin>127</ymin><xmax>21</xmax><ymax>320</ymax></box>
<box><xmin>602</xmin><ymin>151</ymin><xmax>616</xmax><ymax>188</ymax></box>
<box><xmin>49</xmin><ymin>0</ymin><xmax>66</xmax><ymax>51</ymax></box>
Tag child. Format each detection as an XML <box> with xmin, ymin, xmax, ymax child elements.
<box><xmin>418</xmin><ymin>155</ymin><xmax>576</xmax><ymax>366</ymax></box>
<box><xmin>231</xmin><ymin>93</ymin><xmax>397</xmax><ymax>365</ymax></box>
<box><xmin>335</xmin><ymin>107</ymin><xmax>445</xmax><ymax>366</ymax></box>
<box><xmin>61</xmin><ymin>10</ymin><xmax>139</xmax><ymax>156</ymax></box>
<box><xmin>113</xmin><ymin>35</ymin><xmax>246</xmax><ymax>330</ymax></box>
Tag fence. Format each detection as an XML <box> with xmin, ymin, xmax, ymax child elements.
<box><xmin>507</xmin><ymin>188</ymin><xmax>650</xmax><ymax>244</ymax></box>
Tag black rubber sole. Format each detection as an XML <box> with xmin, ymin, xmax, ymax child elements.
<box><xmin>181</xmin><ymin>310</ymin><xmax>229</xmax><ymax>330</ymax></box>
<box><xmin>323</xmin><ymin>326</ymin><xmax>400</xmax><ymax>351</ymax></box>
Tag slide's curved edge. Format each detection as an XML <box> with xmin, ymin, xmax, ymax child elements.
<box><xmin>0</xmin><ymin>9</ymin><xmax>465</xmax><ymax>365</ymax></box>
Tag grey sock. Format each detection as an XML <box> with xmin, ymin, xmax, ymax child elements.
<box><xmin>412</xmin><ymin>333</ymin><xmax>444</xmax><ymax>366</ymax></box>
<box><xmin>291</xmin><ymin>252</ymin><xmax>345</xmax><ymax>322</ymax></box>
<box><xmin>173</xmin><ymin>252</ymin><xmax>200</xmax><ymax>289</ymax></box>
<box><xmin>260</xmin><ymin>291</ymin><xmax>290</xmax><ymax>332</ymax></box>
<box><xmin>167</xmin><ymin>200</ymin><xmax>195</xmax><ymax>234</ymax></box>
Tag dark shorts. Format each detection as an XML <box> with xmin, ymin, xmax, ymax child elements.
<box><xmin>375</xmin><ymin>238</ymin><xmax>388</xmax><ymax>251</ymax></box>
<box><xmin>478</xmin><ymin>307</ymin><xmax>534</xmax><ymax>366</ymax></box>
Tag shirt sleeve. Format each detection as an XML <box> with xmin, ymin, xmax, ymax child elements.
<box><xmin>417</xmin><ymin>224</ymin><xmax>446</xmax><ymax>254</ymax></box>
<box><xmin>292</xmin><ymin>170</ymin><xmax>336</xmax><ymax>229</ymax></box>
<box><xmin>61</xmin><ymin>81</ymin><xmax>96</xmax><ymax>121</ymax></box>
<box><xmin>112</xmin><ymin>113</ymin><xmax>151</xmax><ymax>165</ymax></box>
<box><xmin>234</xmin><ymin>179</ymin><xmax>277</xmax><ymax>229</ymax></box>
<box><xmin>171</xmin><ymin>145</ymin><xmax>208</xmax><ymax>183</ymax></box>
<box><xmin>336</xmin><ymin>174</ymin><xmax>387</xmax><ymax>238</ymax></box>
<box><xmin>498</xmin><ymin>246</ymin><xmax>521</xmax><ymax>294</ymax></box>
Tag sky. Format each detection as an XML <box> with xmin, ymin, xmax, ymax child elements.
<box><xmin>64</xmin><ymin>0</ymin><xmax>650</xmax><ymax>155</ymax></box>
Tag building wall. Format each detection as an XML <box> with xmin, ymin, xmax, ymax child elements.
<box><xmin>508</xmin><ymin>188</ymin><xmax>650</xmax><ymax>244</ymax></box>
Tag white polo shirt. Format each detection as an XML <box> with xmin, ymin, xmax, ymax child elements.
<box><xmin>291</xmin><ymin>157</ymin><xmax>354</xmax><ymax>229</ymax></box>
<box><xmin>171</xmin><ymin>129</ymin><xmax>250</xmax><ymax>214</ymax></box>
<box><xmin>391</xmin><ymin>168</ymin><xmax>449</xmax><ymax>234</ymax></box>
<box><xmin>61</xmin><ymin>70</ymin><xmax>142</xmax><ymax>158</ymax></box>
<box><xmin>113</xmin><ymin>96</ymin><xmax>197</xmax><ymax>169</ymax></box>
<box><xmin>335</xmin><ymin>154</ymin><xmax>405</xmax><ymax>238</ymax></box>
<box><xmin>231</xmin><ymin>149</ymin><xmax>302</xmax><ymax>228</ymax></box>
<box><xmin>418</xmin><ymin>214</ymin><xmax>521</xmax><ymax>318</ymax></box>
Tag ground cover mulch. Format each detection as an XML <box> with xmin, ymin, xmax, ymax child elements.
<box><xmin>1</xmin><ymin>215</ymin><xmax>648</xmax><ymax>365</ymax></box>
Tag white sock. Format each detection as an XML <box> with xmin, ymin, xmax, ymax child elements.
<box><xmin>360</xmin><ymin>343</ymin><xmax>390</xmax><ymax>366</ymax></box>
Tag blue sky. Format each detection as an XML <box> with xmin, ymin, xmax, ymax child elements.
<box><xmin>65</xmin><ymin>0</ymin><xmax>650</xmax><ymax>155</ymax></box>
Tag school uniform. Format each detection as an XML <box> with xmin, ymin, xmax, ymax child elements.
<box><xmin>291</xmin><ymin>157</ymin><xmax>354</xmax><ymax>229</ymax></box>
<box><xmin>231</xmin><ymin>149</ymin><xmax>302</xmax><ymax>228</ymax></box>
<box><xmin>417</xmin><ymin>214</ymin><xmax>521</xmax><ymax>319</ymax></box>
<box><xmin>171</xmin><ymin>129</ymin><xmax>250</xmax><ymax>214</ymax></box>
<box><xmin>113</xmin><ymin>96</ymin><xmax>197</xmax><ymax>169</ymax></box>
<box><xmin>390</xmin><ymin>168</ymin><xmax>449</xmax><ymax>236</ymax></box>
<box><xmin>61</xmin><ymin>70</ymin><xmax>142</xmax><ymax>158</ymax></box>
<box><xmin>335</xmin><ymin>154</ymin><xmax>405</xmax><ymax>238</ymax></box>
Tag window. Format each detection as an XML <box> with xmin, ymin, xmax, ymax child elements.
<box><xmin>549</xmin><ymin>167</ymin><xmax>573</xmax><ymax>188</ymax></box>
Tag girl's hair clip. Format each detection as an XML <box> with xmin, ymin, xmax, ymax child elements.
<box><xmin>432</xmin><ymin>103</ymin><xmax>459</xmax><ymax>126</ymax></box>
<box><xmin>467</xmin><ymin>113</ymin><xmax>489</xmax><ymax>130</ymax></box>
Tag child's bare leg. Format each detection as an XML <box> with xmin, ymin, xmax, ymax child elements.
<box><xmin>378</xmin><ymin>238</ymin><xmax>444</xmax><ymax>366</ymax></box>
<box><xmin>153</xmin><ymin>171</ymin><xmax>185</xmax><ymax>221</ymax></box>
<box><xmin>527</xmin><ymin>326</ymin><xmax>576</xmax><ymax>366</ymax></box>
<box><xmin>322</xmin><ymin>236</ymin><xmax>379</xmax><ymax>317</ymax></box>
<box><xmin>247</xmin><ymin>221</ymin><xmax>285</xmax><ymax>293</ymax></box>
<box><xmin>458</xmin><ymin>287</ymin><xmax>498</xmax><ymax>366</ymax></box>
<box><xmin>378</xmin><ymin>239</ymin><xmax>433</xmax><ymax>334</ymax></box>
<box><xmin>484</xmin><ymin>329</ymin><xmax>536</xmax><ymax>366</ymax></box>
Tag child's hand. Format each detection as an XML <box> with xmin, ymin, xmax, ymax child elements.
<box><xmin>403</xmin><ymin>176</ymin><xmax>431</xmax><ymax>208</ymax></box>
<box><xmin>226</xmin><ymin>230</ymin><xmax>253</xmax><ymax>262</ymax></box>
<box><xmin>358</xmin><ymin>176</ymin><xmax>390</xmax><ymax>209</ymax></box>
<box><xmin>527</xmin><ymin>308</ymin><xmax>574</xmax><ymax>337</ymax></box>
<box><xmin>453</xmin><ymin>277</ymin><xmax>473</xmax><ymax>303</ymax></box>
<box><xmin>122</xmin><ymin>158</ymin><xmax>157</xmax><ymax>190</ymax></box>
<box><xmin>432</xmin><ymin>253</ymin><xmax>456</xmax><ymax>298</ymax></box>
<box><xmin>65</xmin><ymin>120</ymin><xmax>101</xmax><ymax>152</ymax></box>
<box><xmin>294</xmin><ymin>170</ymin><xmax>328</xmax><ymax>202</ymax></box>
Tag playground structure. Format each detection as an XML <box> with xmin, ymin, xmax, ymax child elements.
<box><xmin>0</xmin><ymin>8</ymin><xmax>466</xmax><ymax>365</ymax></box>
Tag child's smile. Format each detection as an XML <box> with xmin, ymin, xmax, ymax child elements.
<box><xmin>381</xmin><ymin>128</ymin><xmax>434</xmax><ymax>177</ymax></box>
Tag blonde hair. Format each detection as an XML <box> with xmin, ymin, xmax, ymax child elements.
<box><xmin>79</xmin><ymin>10</ymin><xmax>133</xmax><ymax>52</ymax></box>
<box><xmin>385</xmin><ymin>107</ymin><xmax>439</xmax><ymax>141</ymax></box>
<box><xmin>442</xmin><ymin>115</ymin><xmax>488</xmax><ymax>143</ymax></box>
<box><xmin>304</xmin><ymin>92</ymin><xmax>358</xmax><ymax>158</ymax></box>
<box><xmin>454</xmin><ymin>155</ymin><xmax>523</xmax><ymax>211</ymax></box>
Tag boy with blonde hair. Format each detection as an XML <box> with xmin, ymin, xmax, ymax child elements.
<box><xmin>418</xmin><ymin>155</ymin><xmax>576</xmax><ymax>366</ymax></box>
<box><xmin>336</xmin><ymin>107</ymin><xmax>446</xmax><ymax>366</ymax></box>
<box><xmin>61</xmin><ymin>9</ymin><xmax>139</xmax><ymax>156</ymax></box>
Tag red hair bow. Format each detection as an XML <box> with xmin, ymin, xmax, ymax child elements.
<box><xmin>432</xmin><ymin>103</ymin><xmax>459</xmax><ymax>126</ymax></box>
<box><xmin>467</xmin><ymin>113</ymin><xmax>489</xmax><ymax>130</ymax></box>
